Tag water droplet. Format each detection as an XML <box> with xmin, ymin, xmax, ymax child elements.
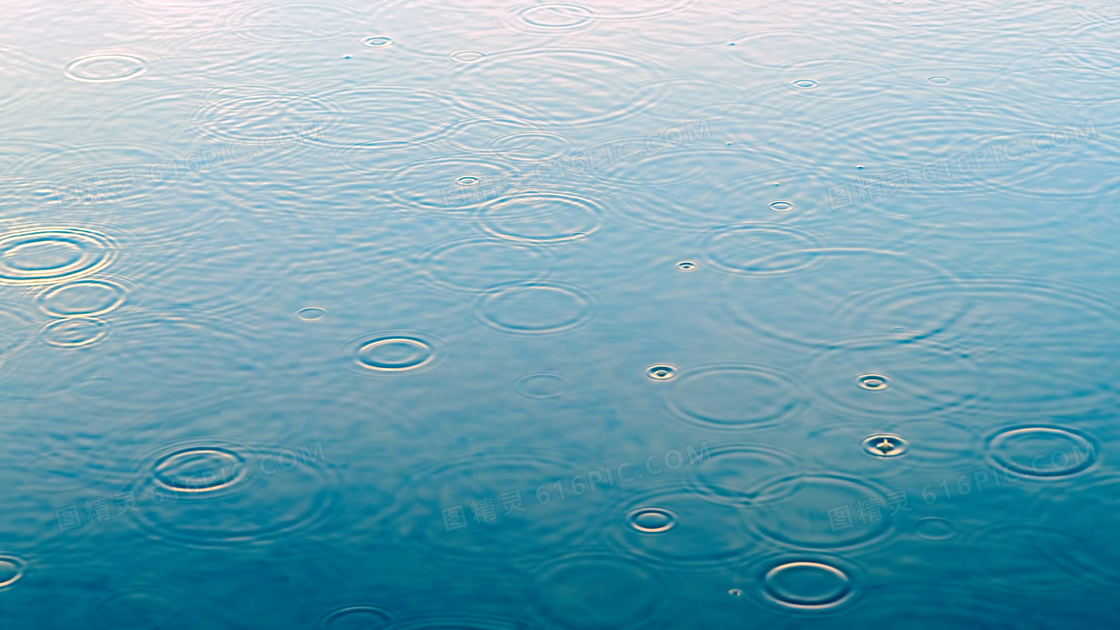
<box><xmin>915</xmin><ymin>517</ymin><xmax>957</xmax><ymax>540</ymax></box>
<box><xmin>449</xmin><ymin>50</ymin><xmax>487</xmax><ymax>64</ymax></box>
<box><xmin>729</xmin><ymin>589</ymin><xmax>743</xmax><ymax>597</ymax></box>
<box><xmin>356</xmin><ymin>336</ymin><xmax>434</xmax><ymax>372</ymax></box>
<box><xmin>361</xmin><ymin>36</ymin><xmax>395</xmax><ymax>48</ymax></box>
<box><xmin>790</xmin><ymin>78</ymin><xmax>819</xmax><ymax>89</ymax></box>
<box><xmin>0</xmin><ymin>555</ymin><xmax>26</xmax><ymax>588</ymax></box>
<box><xmin>154</xmin><ymin>447</ymin><xmax>247</xmax><ymax>494</ymax></box>
<box><xmin>763</xmin><ymin>561</ymin><xmax>852</xmax><ymax>608</ymax></box>
<box><xmin>769</xmin><ymin>200</ymin><xmax>795</xmax><ymax>213</ymax></box>
<box><xmin>856</xmin><ymin>165</ymin><xmax>865</xmax><ymax>169</ymax></box>
<box><xmin>343</xmin><ymin>55</ymin><xmax>350</xmax><ymax>59</ymax></box>
<box><xmin>926</xmin><ymin>76</ymin><xmax>952</xmax><ymax>85</ymax></box>
<box><xmin>856</xmin><ymin>373</ymin><xmax>889</xmax><ymax>391</ymax></box>
<box><xmin>646</xmin><ymin>364</ymin><xmax>676</xmax><ymax>380</ymax></box>
<box><xmin>861</xmin><ymin>434</ymin><xmax>908</xmax><ymax>457</ymax></box>
<box><xmin>296</xmin><ymin>306</ymin><xmax>326</xmax><ymax>322</ymax></box>
<box><xmin>627</xmin><ymin>507</ymin><xmax>677</xmax><ymax>533</ymax></box>
<box><xmin>677</xmin><ymin>261</ymin><xmax>696</xmax><ymax>271</ymax></box>
<box><xmin>64</xmin><ymin>54</ymin><xmax>147</xmax><ymax>83</ymax></box>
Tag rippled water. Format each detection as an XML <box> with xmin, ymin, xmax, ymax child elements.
<box><xmin>1</xmin><ymin>0</ymin><xmax>1118</xmax><ymax>627</ymax></box>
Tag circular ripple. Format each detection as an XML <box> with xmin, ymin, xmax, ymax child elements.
<box><xmin>627</xmin><ymin>507</ymin><xmax>677</xmax><ymax>533</ymax></box>
<box><xmin>131</xmin><ymin>439</ymin><xmax>340</xmax><ymax>548</ymax></box>
<box><xmin>731</xmin><ymin>249</ymin><xmax>961</xmax><ymax>346</ymax></box>
<box><xmin>855</xmin><ymin>373</ymin><xmax>889</xmax><ymax>391</ymax></box>
<box><xmin>191</xmin><ymin>85</ymin><xmax>337</xmax><ymax>145</ymax></box>
<box><xmin>477</xmin><ymin>282</ymin><xmax>594</xmax><ymax>335</ymax></box>
<box><xmin>702</xmin><ymin>223</ymin><xmax>826</xmax><ymax>276</ymax></box>
<box><xmin>684</xmin><ymin>443</ymin><xmax>801</xmax><ymax>507</ymax></box>
<box><xmin>925</xmin><ymin>75</ymin><xmax>952</xmax><ymax>85</ymax></box>
<box><xmin>361</xmin><ymin>36</ymin><xmax>395</xmax><ymax>48</ymax></box>
<box><xmin>64</xmin><ymin>54</ymin><xmax>147</xmax><ymax>83</ymax></box>
<box><xmin>914</xmin><ymin>517</ymin><xmax>956</xmax><ymax>541</ymax></box>
<box><xmin>354</xmin><ymin>335</ymin><xmax>436</xmax><ymax>373</ymax></box>
<box><xmin>482</xmin><ymin>130</ymin><xmax>572</xmax><ymax>162</ymax></box>
<box><xmin>849</xmin><ymin>278</ymin><xmax>1120</xmax><ymax>413</ymax></box>
<box><xmin>763</xmin><ymin>561</ymin><xmax>852</xmax><ymax>608</ymax></box>
<box><xmin>987</xmin><ymin>426</ymin><xmax>1098</xmax><ymax>479</ymax></box>
<box><xmin>789</xmin><ymin>79</ymin><xmax>819</xmax><ymax>89</ymax></box>
<box><xmin>316</xmin><ymin>604</ymin><xmax>394</xmax><ymax>629</ymax></box>
<box><xmin>449</xmin><ymin>50</ymin><xmax>487</xmax><ymax>64</ymax></box>
<box><xmin>90</xmin><ymin>584</ymin><xmax>184</xmax><ymax>629</ymax></box>
<box><xmin>861</xmin><ymin>434</ymin><xmax>908</xmax><ymax>458</ymax></box>
<box><xmin>750</xmin><ymin>474</ymin><xmax>893</xmax><ymax>549</ymax></box>
<box><xmin>603</xmin><ymin>485</ymin><xmax>753</xmax><ymax>569</ymax></box>
<box><xmin>153</xmin><ymin>447</ymin><xmax>247</xmax><ymax>493</ymax></box>
<box><xmin>645</xmin><ymin>364</ymin><xmax>676</xmax><ymax>381</ymax></box>
<box><xmin>677</xmin><ymin>261</ymin><xmax>696</xmax><ymax>271</ymax></box>
<box><xmin>768</xmin><ymin>200</ymin><xmax>796</xmax><ymax>212</ymax></box>
<box><xmin>664</xmin><ymin>364</ymin><xmax>805</xmax><ymax>429</ymax></box>
<box><xmin>36</xmin><ymin>279</ymin><xmax>127</xmax><ymax>317</ymax></box>
<box><xmin>809</xmin><ymin>338</ymin><xmax>983</xmax><ymax>417</ymax></box>
<box><xmin>379</xmin><ymin>153</ymin><xmax>523</xmax><ymax>213</ymax></box>
<box><xmin>41</xmin><ymin>317</ymin><xmax>111</xmax><ymax>348</ymax></box>
<box><xmin>0</xmin><ymin>554</ymin><xmax>26</xmax><ymax>589</ymax></box>
<box><xmin>517</xmin><ymin>4</ymin><xmax>594</xmax><ymax>30</ymax></box>
<box><xmin>296</xmin><ymin>306</ymin><xmax>326</xmax><ymax>321</ymax></box>
<box><xmin>514</xmin><ymin>372</ymin><xmax>569</xmax><ymax>399</ymax></box>
<box><xmin>0</xmin><ymin>227</ymin><xmax>115</xmax><ymax>285</ymax></box>
<box><xmin>417</xmin><ymin>237</ymin><xmax>553</xmax><ymax>293</ymax></box>
<box><xmin>480</xmin><ymin>191</ymin><xmax>603</xmax><ymax>243</ymax></box>
<box><xmin>221</xmin><ymin>1</ymin><xmax>372</xmax><ymax>44</ymax></box>
<box><xmin>531</xmin><ymin>553</ymin><xmax>667</xmax><ymax>629</ymax></box>
<box><xmin>454</xmin><ymin>48</ymin><xmax>661</xmax><ymax>127</ymax></box>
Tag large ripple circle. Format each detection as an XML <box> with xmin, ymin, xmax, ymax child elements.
<box><xmin>665</xmin><ymin>364</ymin><xmax>805</xmax><ymax>429</ymax></box>
<box><xmin>130</xmin><ymin>439</ymin><xmax>339</xmax><ymax>548</ymax></box>
<box><xmin>477</xmin><ymin>282</ymin><xmax>594</xmax><ymax>334</ymax></box>
<box><xmin>750</xmin><ymin>474</ymin><xmax>894</xmax><ymax>549</ymax></box>
<box><xmin>480</xmin><ymin>191</ymin><xmax>603</xmax><ymax>243</ymax></box>
<box><xmin>0</xmin><ymin>227</ymin><xmax>115</xmax><ymax>285</ymax></box>
<box><xmin>64</xmin><ymin>54</ymin><xmax>148</xmax><ymax>83</ymax></box>
<box><xmin>345</xmin><ymin>331</ymin><xmax>443</xmax><ymax>377</ymax></box>
<box><xmin>763</xmin><ymin>561</ymin><xmax>852</xmax><ymax>608</ymax></box>
<box><xmin>987</xmin><ymin>425</ymin><xmax>1098</xmax><ymax>478</ymax></box>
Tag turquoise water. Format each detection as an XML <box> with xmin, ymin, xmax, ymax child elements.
<box><xmin>1</xmin><ymin>0</ymin><xmax>1118</xmax><ymax>627</ymax></box>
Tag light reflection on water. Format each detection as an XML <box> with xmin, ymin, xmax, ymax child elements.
<box><xmin>1</xmin><ymin>0</ymin><xmax>1119</xmax><ymax>626</ymax></box>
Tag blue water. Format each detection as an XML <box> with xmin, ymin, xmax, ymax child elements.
<box><xmin>1</xmin><ymin>0</ymin><xmax>1118</xmax><ymax>627</ymax></box>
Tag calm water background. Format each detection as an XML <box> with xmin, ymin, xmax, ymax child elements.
<box><xmin>1</xmin><ymin>0</ymin><xmax>1118</xmax><ymax>627</ymax></box>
